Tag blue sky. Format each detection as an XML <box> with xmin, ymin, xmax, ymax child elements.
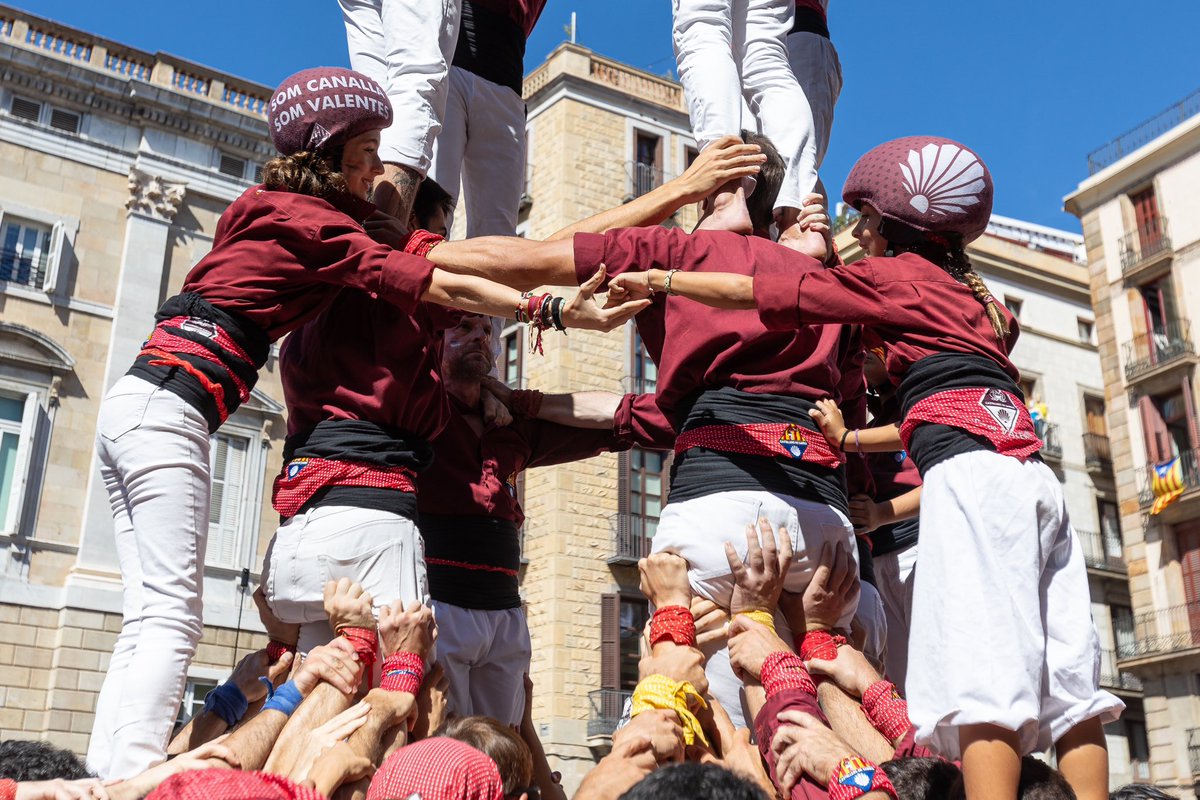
<box><xmin>20</xmin><ymin>0</ymin><xmax>1200</xmax><ymax>231</ymax></box>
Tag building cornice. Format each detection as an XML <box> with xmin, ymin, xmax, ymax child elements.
<box><xmin>1064</xmin><ymin>112</ymin><xmax>1200</xmax><ymax>217</ymax></box>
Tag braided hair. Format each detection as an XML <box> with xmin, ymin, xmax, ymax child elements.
<box><xmin>879</xmin><ymin>219</ymin><xmax>1009</xmax><ymax>343</ymax></box>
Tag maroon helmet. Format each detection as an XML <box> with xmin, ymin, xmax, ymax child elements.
<box><xmin>268</xmin><ymin>67</ymin><xmax>392</xmax><ymax>156</ymax></box>
<box><xmin>843</xmin><ymin>136</ymin><xmax>993</xmax><ymax>243</ymax></box>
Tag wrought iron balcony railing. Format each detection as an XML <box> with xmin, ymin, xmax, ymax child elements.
<box><xmin>629</xmin><ymin>161</ymin><xmax>665</xmax><ymax>199</ymax></box>
<box><xmin>1119</xmin><ymin>217</ymin><xmax>1172</xmax><ymax>273</ymax></box>
<box><xmin>1098</xmin><ymin>648</ymin><xmax>1142</xmax><ymax>691</ymax></box>
<box><xmin>1087</xmin><ymin>89</ymin><xmax>1200</xmax><ymax>174</ymax></box>
<box><xmin>1077</xmin><ymin>529</ymin><xmax>1125</xmax><ymax>572</ymax></box>
<box><xmin>609</xmin><ymin>513</ymin><xmax>654</xmax><ymax>565</ymax></box>
<box><xmin>1122</xmin><ymin>320</ymin><xmax>1194</xmax><ymax>381</ymax></box>
<box><xmin>1036</xmin><ymin>420</ymin><xmax>1062</xmax><ymax>460</ymax></box>
<box><xmin>1118</xmin><ymin>601</ymin><xmax>1200</xmax><ymax>659</ymax></box>
<box><xmin>1083</xmin><ymin>433</ymin><xmax>1112</xmax><ymax>474</ymax></box>
<box><xmin>588</xmin><ymin>689</ymin><xmax>631</xmax><ymax>738</ymax></box>
<box><xmin>1137</xmin><ymin>447</ymin><xmax>1200</xmax><ymax>508</ymax></box>
<box><xmin>1189</xmin><ymin>728</ymin><xmax>1200</xmax><ymax>776</ymax></box>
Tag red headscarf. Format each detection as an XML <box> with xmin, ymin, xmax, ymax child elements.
<box><xmin>366</xmin><ymin>738</ymin><xmax>505</xmax><ymax>800</ymax></box>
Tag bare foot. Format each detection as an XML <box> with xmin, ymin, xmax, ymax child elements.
<box><xmin>697</xmin><ymin>177</ymin><xmax>753</xmax><ymax>234</ymax></box>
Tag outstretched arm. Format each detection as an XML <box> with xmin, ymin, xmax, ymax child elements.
<box><xmin>547</xmin><ymin>136</ymin><xmax>765</xmax><ymax>241</ymax></box>
<box><xmin>426</xmin><ymin>237</ymin><xmax>578</xmax><ymax>290</ymax></box>
<box><xmin>610</xmin><ymin>268</ymin><xmax>756</xmax><ymax>310</ymax></box>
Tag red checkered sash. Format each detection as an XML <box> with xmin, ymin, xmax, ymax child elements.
<box><xmin>674</xmin><ymin>422</ymin><xmax>844</xmax><ymax>469</ymax></box>
<box><xmin>272</xmin><ymin>457</ymin><xmax>417</xmax><ymax>518</ymax></box>
<box><xmin>898</xmin><ymin>388</ymin><xmax>1042</xmax><ymax>460</ymax></box>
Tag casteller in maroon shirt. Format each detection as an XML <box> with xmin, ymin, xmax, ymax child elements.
<box><xmin>572</xmin><ymin>227</ymin><xmax>862</xmax><ymax>515</ymax></box>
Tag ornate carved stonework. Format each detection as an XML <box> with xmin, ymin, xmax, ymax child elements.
<box><xmin>125</xmin><ymin>169</ymin><xmax>186</xmax><ymax>221</ymax></box>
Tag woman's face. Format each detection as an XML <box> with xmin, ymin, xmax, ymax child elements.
<box><xmin>852</xmin><ymin>202</ymin><xmax>889</xmax><ymax>258</ymax></box>
<box><xmin>340</xmin><ymin>129</ymin><xmax>385</xmax><ymax>200</ymax></box>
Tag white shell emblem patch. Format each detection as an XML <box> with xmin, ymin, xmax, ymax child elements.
<box><xmin>899</xmin><ymin>143</ymin><xmax>986</xmax><ymax>216</ymax></box>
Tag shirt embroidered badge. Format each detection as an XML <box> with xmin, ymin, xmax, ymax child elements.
<box><xmin>778</xmin><ymin>424</ymin><xmax>810</xmax><ymax>460</ymax></box>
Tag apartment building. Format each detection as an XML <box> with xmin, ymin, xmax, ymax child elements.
<box><xmin>1066</xmin><ymin>88</ymin><xmax>1200</xmax><ymax>797</ymax></box>
<box><xmin>0</xmin><ymin>6</ymin><xmax>281</xmax><ymax>749</ymax></box>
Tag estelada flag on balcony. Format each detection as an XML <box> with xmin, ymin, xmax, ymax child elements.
<box><xmin>1151</xmin><ymin>456</ymin><xmax>1185</xmax><ymax>515</ymax></box>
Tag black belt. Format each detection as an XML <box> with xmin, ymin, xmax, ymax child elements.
<box><xmin>790</xmin><ymin>6</ymin><xmax>830</xmax><ymax>38</ymax></box>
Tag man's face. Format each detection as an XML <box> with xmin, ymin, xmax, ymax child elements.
<box><xmin>443</xmin><ymin>314</ymin><xmax>494</xmax><ymax>379</ymax></box>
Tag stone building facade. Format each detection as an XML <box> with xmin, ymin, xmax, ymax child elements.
<box><xmin>1066</xmin><ymin>89</ymin><xmax>1200</xmax><ymax>797</ymax></box>
<box><xmin>0</xmin><ymin>5</ymin><xmax>281</xmax><ymax>751</ymax></box>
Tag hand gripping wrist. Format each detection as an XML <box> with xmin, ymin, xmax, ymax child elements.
<box><xmin>338</xmin><ymin>626</ymin><xmax>378</xmax><ymax>677</ymax></box>
<box><xmin>828</xmin><ymin>756</ymin><xmax>897</xmax><ymax>800</ymax></box>
<box><xmin>266</xmin><ymin>639</ymin><xmax>297</xmax><ymax>664</ymax></box>
<box><xmin>759</xmin><ymin>650</ymin><xmax>816</xmax><ymax>698</ymax></box>
<box><xmin>800</xmin><ymin>629</ymin><xmax>846</xmax><ymax>662</ymax></box>
<box><xmin>736</xmin><ymin>609</ymin><xmax>776</xmax><ymax>632</ymax></box>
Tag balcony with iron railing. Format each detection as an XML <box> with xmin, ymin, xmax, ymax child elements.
<box><xmin>1087</xmin><ymin>88</ymin><xmax>1200</xmax><ymax>175</ymax></box>
<box><xmin>1117</xmin><ymin>601</ymin><xmax>1200</xmax><ymax>662</ymax></box>
<box><xmin>608</xmin><ymin>513</ymin><xmax>653</xmax><ymax>566</ymax></box>
<box><xmin>1189</xmin><ymin>728</ymin><xmax>1200</xmax><ymax>776</ymax></box>
<box><xmin>1098</xmin><ymin>648</ymin><xmax>1142</xmax><ymax>692</ymax></box>
<box><xmin>1122</xmin><ymin>320</ymin><xmax>1195</xmax><ymax>383</ymax></box>
<box><xmin>588</xmin><ymin>689</ymin><xmax>631</xmax><ymax>739</ymax></box>
<box><xmin>1078</xmin><ymin>529</ymin><xmax>1125</xmax><ymax>574</ymax></box>
<box><xmin>628</xmin><ymin>161</ymin><xmax>666</xmax><ymax>199</ymax></box>
<box><xmin>1083</xmin><ymin>433</ymin><xmax>1112</xmax><ymax>474</ymax></box>
<box><xmin>1035</xmin><ymin>420</ymin><xmax>1062</xmax><ymax>461</ymax></box>
<box><xmin>1120</xmin><ymin>217</ymin><xmax>1172</xmax><ymax>280</ymax></box>
<box><xmin>1137</xmin><ymin>447</ymin><xmax>1200</xmax><ymax>510</ymax></box>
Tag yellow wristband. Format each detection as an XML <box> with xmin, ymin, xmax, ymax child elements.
<box><xmin>631</xmin><ymin>674</ymin><xmax>710</xmax><ymax>747</ymax></box>
<box><xmin>737</xmin><ymin>610</ymin><xmax>777</xmax><ymax>633</ymax></box>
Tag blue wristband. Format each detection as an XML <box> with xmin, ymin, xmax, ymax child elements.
<box><xmin>262</xmin><ymin>680</ymin><xmax>303</xmax><ymax>717</ymax></box>
<box><xmin>258</xmin><ymin>676</ymin><xmax>275</xmax><ymax>699</ymax></box>
<box><xmin>203</xmin><ymin>682</ymin><xmax>249</xmax><ymax>727</ymax></box>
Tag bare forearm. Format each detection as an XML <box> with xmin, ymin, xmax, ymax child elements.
<box><xmin>521</xmin><ymin>720</ymin><xmax>569</xmax><ymax>800</ymax></box>
<box><xmin>843</xmin><ymin>424</ymin><xmax>903</xmax><ymax>453</ymax></box>
<box><xmin>744</xmin><ymin>682</ymin><xmax>767</xmax><ymax>723</ymax></box>
<box><xmin>879</xmin><ymin>487</ymin><xmax>921</xmax><ymax>525</ymax></box>
<box><xmin>645</xmin><ymin>268</ymin><xmax>755</xmax><ymax>310</ymax></box>
<box><xmin>424</xmin><ymin>269</ymin><xmax>523</xmax><ymax>319</ymax></box>
<box><xmin>537</xmin><ymin>391</ymin><xmax>623</xmax><ymax>429</ymax></box>
<box><xmin>816</xmin><ymin>682</ymin><xmax>894</xmax><ymax>765</ymax></box>
<box><xmin>548</xmin><ymin>183</ymin><xmax>689</xmax><ymax>241</ymax></box>
<box><xmin>167</xmin><ymin>712</ymin><xmax>228</xmax><ymax>755</ymax></box>
<box><xmin>428</xmin><ymin>238</ymin><xmax>578</xmax><ymax>290</ymax></box>
<box><xmin>265</xmin><ymin>683</ymin><xmax>354</xmax><ymax>776</ymax></box>
<box><xmin>221</xmin><ymin>709</ymin><xmax>290</xmax><ymax>771</ymax></box>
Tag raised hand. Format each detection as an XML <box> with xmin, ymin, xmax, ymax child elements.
<box><xmin>613</xmin><ymin>708</ymin><xmax>685</xmax><ymax>766</ymax></box>
<box><xmin>638</xmin><ymin>644</ymin><xmax>709</xmax><ymax>696</ymax></box>
<box><xmin>803</xmin><ymin>541</ymin><xmax>860</xmax><ymax>632</ymax></box>
<box><xmin>292</xmin><ymin>637</ymin><xmax>362</xmax><ymax>697</ymax></box>
<box><xmin>229</xmin><ymin>648</ymin><xmax>293</xmax><ymax>704</ymax></box>
<box><xmin>377</xmin><ymin>600</ymin><xmax>435</xmax><ymax>659</ymax></box>
<box><xmin>638</xmin><ymin>552</ymin><xmax>692</xmax><ymax>610</ymax></box>
<box><xmin>322</xmin><ymin>578</ymin><xmax>375</xmax><ymax>632</ymax></box>
<box><xmin>726</xmin><ymin>615</ymin><xmax>792</xmax><ymax>683</ymax></box>
<box><xmin>725</xmin><ymin>518</ymin><xmax>793</xmax><ymax>615</ymax></box>
<box><xmin>804</xmin><ymin>640</ymin><xmax>881</xmax><ymax>699</ymax></box>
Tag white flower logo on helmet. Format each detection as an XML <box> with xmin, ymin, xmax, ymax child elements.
<box><xmin>899</xmin><ymin>143</ymin><xmax>987</xmax><ymax>216</ymax></box>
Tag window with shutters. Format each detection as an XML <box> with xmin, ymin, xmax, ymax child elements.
<box><xmin>1112</xmin><ymin>604</ymin><xmax>1136</xmax><ymax>658</ymax></box>
<box><xmin>630</xmin><ymin>329</ymin><xmax>657</xmax><ymax>394</ymax></box>
<box><xmin>0</xmin><ymin>391</ymin><xmax>33</xmax><ymax>535</ymax></box>
<box><xmin>1140</xmin><ymin>389</ymin><xmax>1196</xmax><ymax>465</ymax></box>
<box><xmin>631</xmin><ymin>130</ymin><xmax>663</xmax><ymax>198</ymax></box>
<box><xmin>600</xmin><ymin>592</ymin><xmax>649</xmax><ymax>692</ymax></box>
<box><xmin>207</xmin><ymin>432</ymin><xmax>252</xmax><ymax>569</ymax></box>
<box><xmin>0</xmin><ymin>218</ymin><xmax>53</xmax><ymax>288</ymax></box>
<box><xmin>1177</xmin><ymin>523</ymin><xmax>1200</xmax><ymax>621</ymax></box>
<box><xmin>1130</xmin><ymin>186</ymin><xmax>1165</xmax><ymax>255</ymax></box>
<box><xmin>1097</xmin><ymin>499</ymin><xmax>1122</xmax><ymax>559</ymax></box>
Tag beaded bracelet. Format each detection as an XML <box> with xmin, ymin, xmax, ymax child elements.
<box><xmin>662</xmin><ymin>269</ymin><xmax>680</xmax><ymax>296</ymax></box>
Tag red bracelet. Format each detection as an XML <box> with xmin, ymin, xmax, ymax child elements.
<box><xmin>380</xmin><ymin>651</ymin><xmax>425</xmax><ymax>695</ymax></box>
<box><xmin>649</xmin><ymin>605</ymin><xmax>696</xmax><ymax>648</ymax></box>
<box><xmin>339</xmin><ymin>626</ymin><xmax>378</xmax><ymax>676</ymax></box>
<box><xmin>760</xmin><ymin>650</ymin><xmax>816</xmax><ymax>698</ymax></box>
<box><xmin>0</xmin><ymin>779</ymin><xmax>16</xmax><ymax>800</ymax></box>
<box><xmin>403</xmin><ymin>229</ymin><xmax>445</xmax><ymax>258</ymax></box>
<box><xmin>861</xmin><ymin>680</ymin><xmax>910</xmax><ymax>742</ymax></box>
<box><xmin>266</xmin><ymin>639</ymin><xmax>296</xmax><ymax>664</ymax></box>
<box><xmin>800</xmin><ymin>629</ymin><xmax>846</xmax><ymax>662</ymax></box>
<box><xmin>828</xmin><ymin>756</ymin><xmax>897</xmax><ymax>800</ymax></box>
<box><xmin>509</xmin><ymin>390</ymin><xmax>545</xmax><ymax>419</ymax></box>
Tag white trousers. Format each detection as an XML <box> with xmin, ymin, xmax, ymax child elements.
<box><xmin>672</xmin><ymin>0</ymin><xmax>818</xmax><ymax>209</ymax></box>
<box><xmin>263</xmin><ymin>505</ymin><xmax>428</xmax><ymax>654</ymax></box>
<box><xmin>874</xmin><ymin>543</ymin><xmax>918</xmax><ymax>689</ymax></box>
<box><xmin>87</xmin><ymin>376</ymin><xmax>211</xmax><ymax>780</ymax></box>
<box><xmin>855</xmin><ymin>579</ymin><xmax>888</xmax><ymax>674</ymax></box>
<box><xmin>785</xmin><ymin>31</ymin><xmax>841</xmax><ymax>169</ymax></box>
<box><xmin>651</xmin><ymin>489</ymin><xmax>857</xmax><ymax>728</ymax></box>
<box><xmin>906</xmin><ymin>451</ymin><xmax>1125</xmax><ymax>758</ymax></box>
<box><xmin>339</xmin><ymin>0</ymin><xmax>461</xmax><ymax>175</ymax></box>
<box><xmin>431</xmin><ymin>601</ymin><xmax>531</xmax><ymax>726</ymax></box>
<box><xmin>429</xmin><ymin>67</ymin><xmax>527</xmax><ymax>238</ymax></box>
